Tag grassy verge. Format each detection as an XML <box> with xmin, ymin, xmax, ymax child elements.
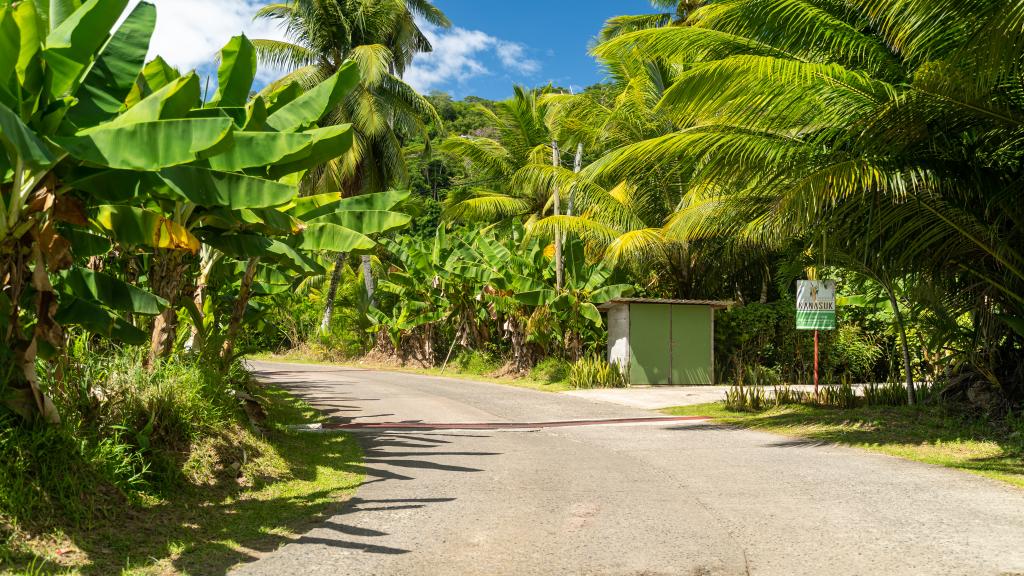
<box><xmin>248</xmin><ymin>352</ymin><xmax>575</xmax><ymax>393</ymax></box>
<box><xmin>665</xmin><ymin>402</ymin><xmax>1024</xmax><ymax>488</ymax></box>
<box><xmin>1</xmin><ymin>385</ymin><xmax>363</xmax><ymax>576</ymax></box>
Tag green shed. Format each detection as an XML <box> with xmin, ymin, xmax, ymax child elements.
<box><xmin>598</xmin><ymin>298</ymin><xmax>732</xmax><ymax>386</ymax></box>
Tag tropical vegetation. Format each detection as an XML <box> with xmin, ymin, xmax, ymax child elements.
<box><xmin>4</xmin><ymin>0</ymin><xmax>1024</xmax><ymax>571</ymax></box>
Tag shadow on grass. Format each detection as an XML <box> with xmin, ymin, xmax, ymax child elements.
<box><xmin>7</xmin><ymin>382</ymin><xmax>497</xmax><ymax>576</ymax></box>
<box><xmin>670</xmin><ymin>403</ymin><xmax>1024</xmax><ymax>484</ymax></box>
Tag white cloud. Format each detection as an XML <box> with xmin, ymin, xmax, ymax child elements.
<box><xmin>124</xmin><ymin>0</ymin><xmax>289</xmax><ymax>80</ymax></box>
<box><xmin>495</xmin><ymin>42</ymin><xmax>540</xmax><ymax>75</ymax></box>
<box><xmin>404</xmin><ymin>22</ymin><xmax>541</xmax><ymax>94</ymax></box>
<box><xmin>121</xmin><ymin>3</ymin><xmax>540</xmax><ymax>92</ymax></box>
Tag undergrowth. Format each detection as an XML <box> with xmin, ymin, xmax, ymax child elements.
<box><xmin>0</xmin><ymin>343</ymin><xmax>363</xmax><ymax>575</ymax></box>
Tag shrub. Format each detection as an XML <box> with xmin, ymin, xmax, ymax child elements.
<box><xmin>724</xmin><ymin>385</ymin><xmax>769</xmax><ymax>411</ymax></box>
<box><xmin>864</xmin><ymin>382</ymin><xmax>909</xmax><ymax>407</ymax></box>
<box><xmin>568</xmin><ymin>356</ymin><xmax>628</xmax><ymax>389</ymax></box>
<box><xmin>453</xmin><ymin>350</ymin><xmax>502</xmax><ymax>375</ymax></box>
<box><xmin>773</xmin><ymin>385</ymin><xmax>809</xmax><ymax>406</ymax></box>
<box><xmin>737</xmin><ymin>364</ymin><xmax>782</xmax><ymax>388</ymax></box>
<box><xmin>831</xmin><ymin>325</ymin><xmax>882</xmax><ymax>381</ymax></box>
<box><xmin>528</xmin><ymin>357</ymin><xmax>570</xmax><ymax>384</ymax></box>
<box><xmin>819</xmin><ymin>381</ymin><xmax>858</xmax><ymax>409</ymax></box>
<box><xmin>0</xmin><ymin>345</ymin><xmax>260</xmax><ymax>527</ymax></box>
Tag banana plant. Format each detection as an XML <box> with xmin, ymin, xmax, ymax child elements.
<box><xmin>76</xmin><ymin>31</ymin><xmax>359</xmax><ymax>364</ymax></box>
<box><xmin>0</xmin><ymin>0</ymin><xmax>360</xmax><ymax>419</ymax></box>
<box><xmin>370</xmin><ymin>225</ymin><xmax>633</xmax><ymax>367</ymax></box>
<box><xmin>203</xmin><ymin>189</ymin><xmax>413</xmax><ymax>361</ymax></box>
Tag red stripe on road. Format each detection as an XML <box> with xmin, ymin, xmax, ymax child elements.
<box><xmin>323</xmin><ymin>416</ymin><xmax>709</xmax><ymax>431</ymax></box>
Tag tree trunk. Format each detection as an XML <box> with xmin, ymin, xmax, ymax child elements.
<box><xmin>362</xmin><ymin>254</ymin><xmax>375</xmax><ymax>305</ymax></box>
<box><xmin>321</xmin><ymin>252</ymin><xmax>346</xmax><ymax>335</ymax></box>
<box><xmin>148</xmin><ymin>249</ymin><xmax>190</xmax><ymax>367</ymax></box>
<box><xmin>186</xmin><ymin>247</ymin><xmax>219</xmax><ymax>353</ymax></box>
<box><xmin>221</xmin><ymin>257</ymin><xmax>260</xmax><ymax>362</ymax></box>
<box><xmin>570</xmin><ymin>142</ymin><xmax>583</xmax><ymax>216</ymax></box>
<box><xmin>552</xmin><ymin>140</ymin><xmax>563</xmax><ymax>290</ymax></box>
<box><xmin>887</xmin><ymin>287</ymin><xmax>917</xmax><ymax>405</ymax></box>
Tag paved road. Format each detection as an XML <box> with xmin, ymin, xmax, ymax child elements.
<box><xmin>235</xmin><ymin>361</ymin><xmax>1024</xmax><ymax>576</ymax></box>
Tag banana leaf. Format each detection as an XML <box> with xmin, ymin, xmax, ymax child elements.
<box><xmin>59</xmin><ymin>224</ymin><xmax>110</xmax><ymax>256</ymax></box>
<box><xmin>266</xmin><ymin>62</ymin><xmax>359</xmax><ymax>132</ymax></box>
<box><xmin>55</xmin><ymin>296</ymin><xmax>147</xmax><ymax>344</ymax></box>
<box><xmin>93</xmin><ymin>205</ymin><xmax>199</xmax><ymax>252</ymax></box>
<box><xmin>66</xmin><ymin>1</ymin><xmax>155</xmax><ymax>127</ymax></box>
<box><xmin>0</xmin><ymin>104</ymin><xmax>57</xmax><ymax>171</ymax></box>
<box><xmin>293</xmin><ymin>223</ymin><xmax>375</xmax><ymax>253</ymax></box>
<box><xmin>116</xmin><ymin>73</ymin><xmax>200</xmax><ymax>125</ymax></box>
<box><xmin>590</xmin><ymin>284</ymin><xmax>634</xmax><ymax>304</ymax></box>
<box><xmin>208</xmin><ymin>34</ymin><xmax>255</xmax><ymax>108</ymax></box>
<box><xmin>60</xmin><ymin>268</ymin><xmax>168</xmax><ymax>315</ymax></box>
<box><xmin>43</xmin><ymin>0</ymin><xmax>130</xmax><ymax>98</ymax></box>
<box><xmin>54</xmin><ymin>117</ymin><xmax>234</xmax><ymax>169</ymax></box>
<box><xmin>124</xmin><ymin>55</ymin><xmax>182</xmax><ymax>108</ymax></box>
<box><xmin>306</xmin><ymin>210</ymin><xmax>411</xmax><ymax>235</ymax></box>
<box><xmin>206</xmin><ymin>131</ymin><xmax>314</xmax><ymax>172</ymax></box>
<box><xmin>296</xmin><ymin>190</ymin><xmax>411</xmax><ymax>221</ymax></box>
<box><xmin>158</xmin><ymin>166</ymin><xmax>295</xmax><ymax>209</ymax></box>
<box><xmin>266</xmin><ymin>124</ymin><xmax>354</xmax><ymax>179</ymax></box>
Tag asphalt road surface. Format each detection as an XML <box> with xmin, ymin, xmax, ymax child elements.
<box><xmin>234</xmin><ymin>361</ymin><xmax>1024</xmax><ymax>576</ymax></box>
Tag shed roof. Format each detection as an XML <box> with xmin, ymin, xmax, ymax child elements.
<box><xmin>597</xmin><ymin>298</ymin><xmax>734</xmax><ymax>311</ymax></box>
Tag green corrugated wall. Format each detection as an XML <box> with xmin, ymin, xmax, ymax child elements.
<box><xmin>628</xmin><ymin>304</ymin><xmax>671</xmax><ymax>385</ymax></box>
<box><xmin>627</xmin><ymin>303</ymin><xmax>714</xmax><ymax>385</ymax></box>
<box><xmin>671</xmin><ymin>305</ymin><xmax>713</xmax><ymax>385</ymax></box>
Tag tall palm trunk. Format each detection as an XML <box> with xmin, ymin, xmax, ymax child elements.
<box><xmin>552</xmin><ymin>141</ymin><xmax>563</xmax><ymax>290</ymax></box>
<box><xmin>887</xmin><ymin>287</ymin><xmax>917</xmax><ymax>405</ymax></box>
<box><xmin>222</xmin><ymin>257</ymin><xmax>260</xmax><ymax>361</ymax></box>
<box><xmin>321</xmin><ymin>252</ymin><xmax>346</xmax><ymax>334</ymax></box>
<box><xmin>362</xmin><ymin>254</ymin><xmax>375</xmax><ymax>304</ymax></box>
<box><xmin>569</xmin><ymin>142</ymin><xmax>583</xmax><ymax>216</ymax></box>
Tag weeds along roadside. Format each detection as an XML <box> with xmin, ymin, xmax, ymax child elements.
<box><xmin>0</xmin><ymin>336</ymin><xmax>267</xmax><ymax>536</ymax></box>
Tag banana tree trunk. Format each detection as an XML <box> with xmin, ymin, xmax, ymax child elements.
<box><xmin>186</xmin><ymin>247</ymin><xmax>220</xmax><ymax>353</ymax></box>
<box><xmin>148</xmin><ymin>249</ymin><xmax>190</xmax><ymax>367</ymax></box>
<box><xmin>1</xmin><ymin>242</ymin><xmax>60</xmax><ymax>423</ymax></box>
<box><xmin>321</xmin><ymin>252</ymin><xmax>346</xmax><ymax>335</ymax></box>
<box><xmin>221</xmin><ymin>257</ymin><xmax>260</xmax><ymax>362</ymax></box>
<box><xmin>362</xmin><ymin>254</ymin><xmax>375</xmax><ymax>305</ymax></box>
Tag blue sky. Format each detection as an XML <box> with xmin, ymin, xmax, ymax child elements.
<box><xmin>129</xmin><ymin>0</ymin><xmax>658</xmax><ymax>101</ymax></box>
<box><xmin>407</xmin><ymin>0</ymin><xmax>656</xmax><ymax>100</ymax></box>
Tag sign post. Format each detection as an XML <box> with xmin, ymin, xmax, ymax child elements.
<box><xmin>796</xmin><ymin>280</ymin><xmax>836</xmax><ymax>398</ymax></box>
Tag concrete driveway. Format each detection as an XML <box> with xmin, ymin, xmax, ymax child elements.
<box><xmin>564</xmin><ymin>385</ymin><xmax>732</xmax><ymax>409</ymax></box>
<box><xmin>234</xmin><ymin>361</ymin><xmax>1024</xmax><ymax>576</ymax></box>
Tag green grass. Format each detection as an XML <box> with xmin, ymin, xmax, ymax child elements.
<box><xmin>249</xmin><ymin>352</ymin><xmax>575</xmax><ymax>393</ymax></box>
<box><xmin>665</xmin><ymin>402</ymin><xmax>1024</xmax><ymax>488</ymax></box>
<box><xmin>1</xmin><ymin>386</ymin><xmax>363</xmax><ymax>576</ymax></box>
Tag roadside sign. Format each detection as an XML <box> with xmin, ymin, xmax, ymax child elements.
<box><xmin>796</xmin><ymin>280</ymin><xmax>836</xmax><ymax>331</ymax></box>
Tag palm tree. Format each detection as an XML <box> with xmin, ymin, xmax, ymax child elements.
<box><xmin>579</xmin><ymin>0</ymin><xmax>1024</xmax><ymax>401</ymax></box>
<box><xmin>441</xmin><ymin>86</ymin><xmax>581</xmax><ymax>287</ymax></box>
<box><xmin>441</xmin><ymin>86</ymin><xmax>555</xmax><ymax>225</ymax></box>
<box><xmin>599</xmin><ymin>0</ymin><xmax>704</xmax><ymax>41</ymax></box>
<box><xmin>252</xmin><ymin>0</ymin><xmax>447</xmax><ymax>334</ymax></box>
<box><xmin>532</xmin><ymin>46</ymin><xmax>773</xmax><ymax>300</ymax></box>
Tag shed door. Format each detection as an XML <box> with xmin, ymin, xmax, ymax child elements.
<box><xmin>671</xmin><ymin>305</ymin><xmax>713</xmax><ymax>385</ymax></box>
<box><xmin>629</xmin><ymin>304</ymin><xmax>671</xmax><ymax>385</ymax></box>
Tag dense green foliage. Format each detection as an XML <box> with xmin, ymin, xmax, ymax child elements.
<box><xmin>293</xmin><ymin>0</ymin><xmax>1019</xmax><ymax>416</ymax></box>
<box><xmin>0</xmin><ymin>1</ymin><xmax>422</xmax><ymax>570</ymax></box>
<box><xmin>550</xmin><ymin>0</ymin><xmax>1024</xmax><ymax>408</ymax></box>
